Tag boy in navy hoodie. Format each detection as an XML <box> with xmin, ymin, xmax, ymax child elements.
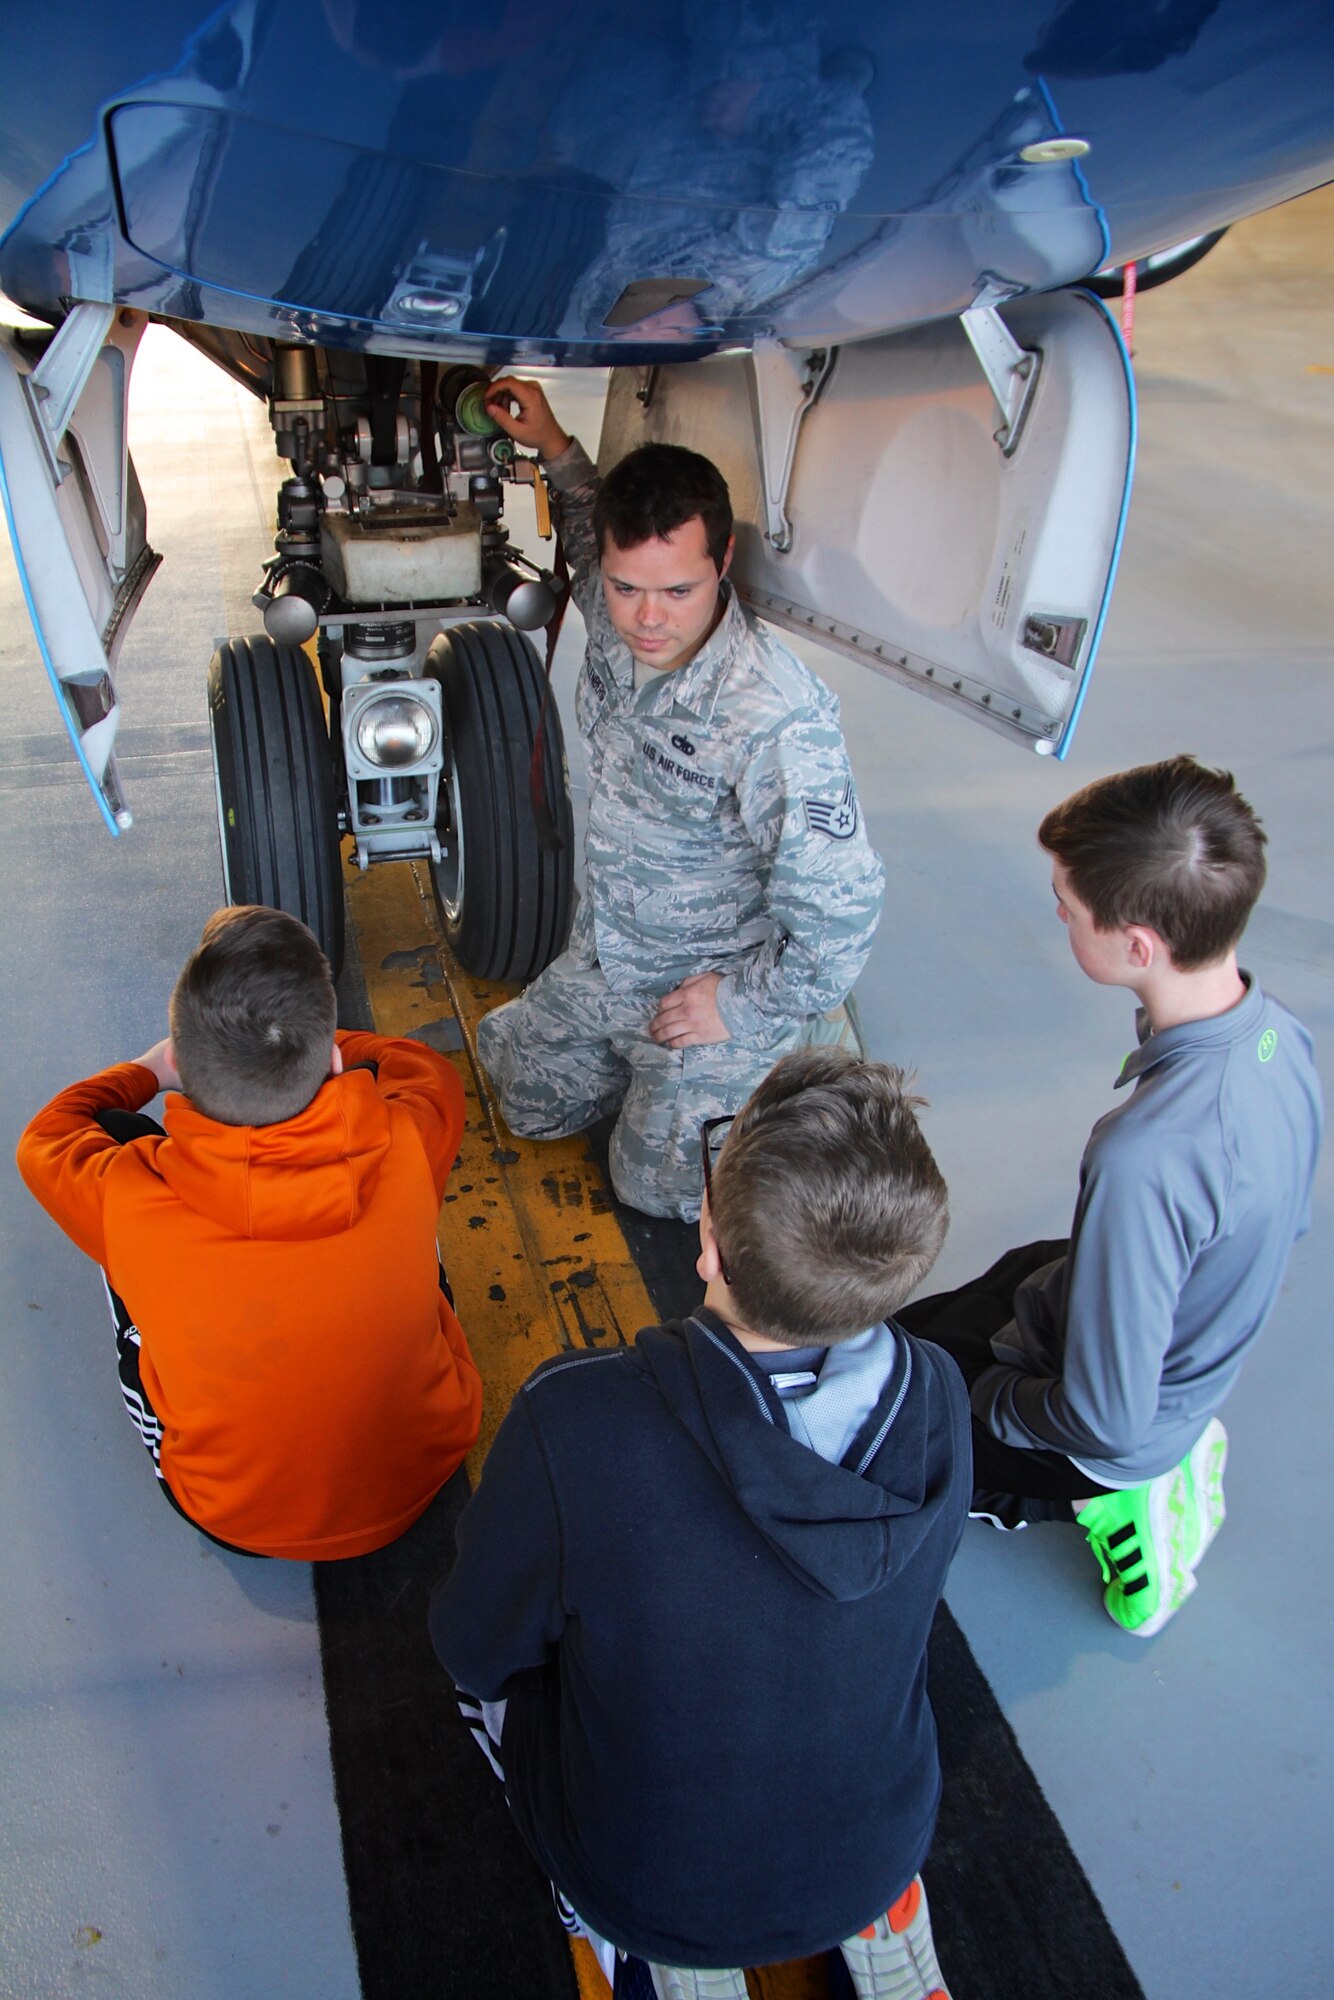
<box><xmin>430</xmin><ymin>1047</ymin><xmax>969</xmax><ymax>2000</ymax></box>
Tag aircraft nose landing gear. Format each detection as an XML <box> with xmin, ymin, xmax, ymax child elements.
<box><xmin>206</xmin><ymin>348</ymin><xmax>573</xmax><ymax>986</ymax></box>
<box><xmin>208</xmin><ymin>616</ymin><xmax>574</xmax><ymax>987</ymax></box>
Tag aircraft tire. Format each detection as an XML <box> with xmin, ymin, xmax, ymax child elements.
<box><xmin>425</xmin><ymin>621</ymin><xmax>574</xmax><ymax>984</ymax></box>
<box><xmin>208</xmin><ymin>634</ymin><xmax>346</xmax><ymax>974</ymax></box>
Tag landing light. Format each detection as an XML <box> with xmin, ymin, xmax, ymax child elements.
<box><xmin>395</xmin><ymin>293</ymin><xmax>463</xmax><ymax>320</ymax></box>
<box><xmin>356</xmin><ymin>694</ymin><xmax>439</xmax><ymax>769</ymax></box>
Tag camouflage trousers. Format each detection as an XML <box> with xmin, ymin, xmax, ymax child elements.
<box><xmin>476</xmin><ymin>951</ymin><xmax>801</xmax><ymax>1222</ymax></box>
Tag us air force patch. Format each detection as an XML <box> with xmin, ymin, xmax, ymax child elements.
<box><xmin>804</xmin><ymin>780</ymin><xmax>858</xmax><ymax>840</ymax></box>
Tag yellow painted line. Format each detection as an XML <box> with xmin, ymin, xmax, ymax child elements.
<box><xmin>344</xmin><ymin>855</ymin><xmax>834</xmax><ymax>2000</ymax></box>
<box><xmin>344</xmin><ymin>854</ymin><xmax>662</xmax><ymax>1477</ymax></box>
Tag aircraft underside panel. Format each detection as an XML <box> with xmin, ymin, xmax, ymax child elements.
<box><xmin>599</xmin><ymin>290</ymin><xmax>1135</xmax><ymax>757</ymax></box>
<box><xmin>5</xmin><ymin>4</ymin><xmax>1334</xmax><ymax>367</ymax></box>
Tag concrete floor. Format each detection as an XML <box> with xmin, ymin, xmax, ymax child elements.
<box><xmin>0</xmin><ymin>332</ymin><xmax>362</xmax><ymax>1999</ymax></box>
<box><xmin>2</xmin><ymin>185</ymin><xmax>1331</xmax><ymax>1997</ymax></box>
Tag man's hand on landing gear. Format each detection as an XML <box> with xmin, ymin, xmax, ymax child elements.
<box><xmin>483</xmin><ymin>377</ymin><xmax>571</xmax><ymax>461</ymax></box>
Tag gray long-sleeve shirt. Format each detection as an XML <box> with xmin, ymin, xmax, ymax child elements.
<box><xmin>971</xmin><ymin>977</ymin><xmax>1322</xmax><ymax>1485</ymax></box>
<box><xmin>545</xmin><ymin>439</ymin><xmax>885</xmax><ymax>1042</ymax></box>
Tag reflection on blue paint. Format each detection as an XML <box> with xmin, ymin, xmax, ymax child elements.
<box><xmin>1</xmin><ymin>1</ymin><xmax>1331</xmax><ymax>363</ymax></box>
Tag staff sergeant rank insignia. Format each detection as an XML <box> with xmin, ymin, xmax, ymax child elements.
<box><xmin>804</xmin><ymin>780</ymin><xmax>858</xmax><ymax>840</ymax></box>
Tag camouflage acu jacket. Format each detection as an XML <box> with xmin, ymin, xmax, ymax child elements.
<box><xmin>545</xmin><ymin>439</ymin><xmax>885</xmax><ymax>1045</ymax></box>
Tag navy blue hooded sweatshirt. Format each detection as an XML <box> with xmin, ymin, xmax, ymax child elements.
<box><xmin>429</xmin><ymin>1308</ymin><xmax>970</xmax><ymax>1968</ymax></box>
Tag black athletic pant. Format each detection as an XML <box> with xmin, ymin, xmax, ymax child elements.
<box><xmin>896</xmin><ymin>1241</ymin><xmax>1114</xmax><ymax>1526</ymax></box>
<box><xmin>94</xmin><ymin>1108</ymin><xmax>266</xmax><ymax>1557</ymax></box>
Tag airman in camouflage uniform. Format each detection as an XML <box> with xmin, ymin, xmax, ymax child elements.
<box><xmin>476</xmin><ymin>380</ymin><xmax>885</xmax><ymax>1219</ymax></box>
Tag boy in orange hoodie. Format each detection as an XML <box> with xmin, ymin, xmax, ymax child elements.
<box><xmin>17</xmin><ymin>904</ymin><xmax>482</xmax><ymax>1560</ymax></box>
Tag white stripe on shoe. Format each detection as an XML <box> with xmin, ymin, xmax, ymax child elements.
<box><xmin>839</xmin><ymin>1876</ymin><xmax>951</xmax><ymax>2000</ymax></box>
<box><xmin>648</xmin><ymin>1965</ymin><xmax>748</xmax><ymax>1999</ymax></box>
<box><xmin>1185</xmin><ymin>1418</ymin><xmax>1228</xmax><ymax>1569</ymax></box>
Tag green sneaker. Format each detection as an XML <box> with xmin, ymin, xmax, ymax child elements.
<box><xmin>1181</xmin><ymin>1418</ymin><xmax>1228</xmax><ymax>1570</ymax></box>
<box><xmin>1076</xmin><ymin>1465</ymin><xmax>1198</xmax><ymax>1637</ymax></box>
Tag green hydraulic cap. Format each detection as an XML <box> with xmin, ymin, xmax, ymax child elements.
<box><xmin>454</xmin><ymin>380</ymin><xmax>502</xmax><ymax>437</ymax></box>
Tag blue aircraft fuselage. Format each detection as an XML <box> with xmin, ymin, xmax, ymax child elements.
<box><xmin>3</xmin><ymin>1</ymin><xmax>1333</xmax><ymax>365</ymax></box>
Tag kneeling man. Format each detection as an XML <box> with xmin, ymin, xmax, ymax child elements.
<box><xmin>476</xmin><ymin>376</ymin><xmax>885</xmax><ymax>1220</ymax></box>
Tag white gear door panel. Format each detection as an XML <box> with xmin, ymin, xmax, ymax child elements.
<box><xmin>598</xmin><ymin>290</ymin><xmax>1135</xmax><ymax>757</ymax></box>
<box><xmin>0</xmin><ymin>306</ymin><xmax>158</xmax><ymax>830</ymax></box>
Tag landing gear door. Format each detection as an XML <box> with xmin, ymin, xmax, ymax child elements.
<box><xmin>599</xmin><ymin>290</ymin><xmax>1135</xmax><ymax>758</ymax></box>
<box><xmin>0</xmin><ymin>305</ymin><xmax>158</xmax><ymax>831</ymax></box>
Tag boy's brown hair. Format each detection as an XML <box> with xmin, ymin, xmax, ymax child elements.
<box><xmin>1038</xmin><ymin>756</ymin><xmax>1267</xmax><ymax>970</ymax></box>
<box><xmin>707</xmin><ymin>1047</ymin><xmax>949</xmax><ymax>1346</ymax></box>
<box><xmin>169</xmin><ymin>906</ymin><xmax>337</xmax><ymax>1126</ymax></box>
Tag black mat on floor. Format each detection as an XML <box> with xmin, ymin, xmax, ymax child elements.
<box><xmin>325</xmin><ymin>940</ymin><xmax>581</xmax><ymax>1998</ymax></box>
<box><xmin>314</xmin><ymin>1478</ymin><xmax>580</xmax><ymax>2000</ymax></box>
<box><xmin>612</xmin><ymin>1160</ymin><xmax>1145</xmax><ymax>2000</ymax></box>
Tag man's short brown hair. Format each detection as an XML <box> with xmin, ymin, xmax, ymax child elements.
<box><xmin>707</xmin><ymin>1048</ymin><xmax>949</xmax><ymax>1347</ymax></box>
<box><xmin>1038</xmin><ymin>755</ymin><xmax>1267</xmax><ymax>969</ymax></box>
<box><xmin>593</xmin><ymin>443</ymin><xmax>733</xmax><ymax>571</ymax></box>
<box><xmin>169</xmin><ymin>906</ymin><xmax>337</xmax><ymax>1126</ymax></box>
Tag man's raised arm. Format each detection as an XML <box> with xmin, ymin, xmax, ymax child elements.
<box><xmin>483</xmin><ymin>375</ymin><xmax>603</xmax><ymax>597</ymax></box>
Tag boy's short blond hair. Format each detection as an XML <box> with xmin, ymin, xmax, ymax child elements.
<box><xmin>708</xmin><ymin>1047</ymin><xmax>949</xmax><ymax>1346</ymax></box>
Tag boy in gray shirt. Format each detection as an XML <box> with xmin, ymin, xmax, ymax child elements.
<box><xmin>899</xmin><ymin>756</ymin><xmax>1321</xmax><ymax>1637</ymax></box>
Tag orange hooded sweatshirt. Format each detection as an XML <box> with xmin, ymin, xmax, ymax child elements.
<box><xmin>17</xmin><ymin>1031</ymin><xmax>482</xmax><ymax>1559</ymax></box>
